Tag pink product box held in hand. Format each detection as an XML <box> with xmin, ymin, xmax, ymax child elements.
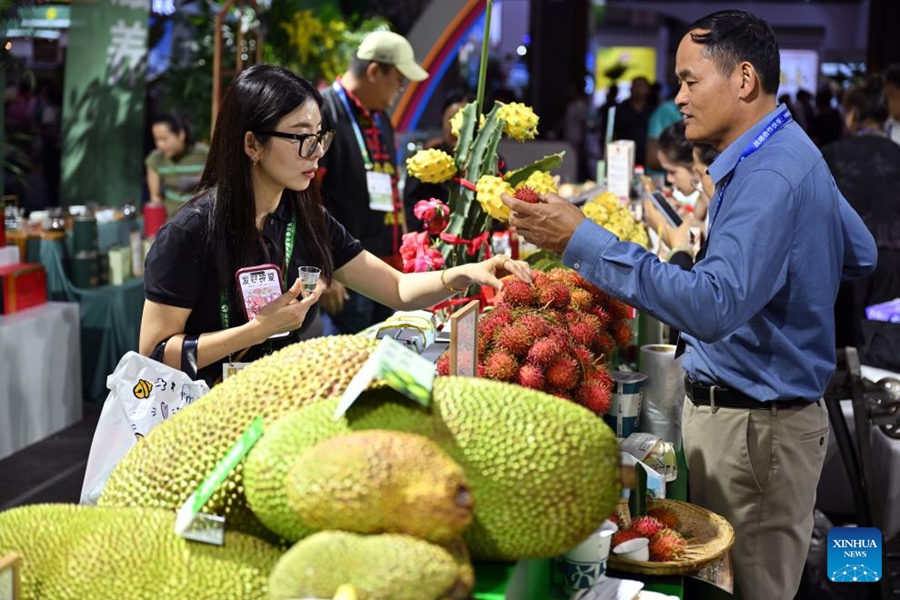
<box><xmin>865</xmin><ymin>298</ymin><xmax>900</xmax><ymax>323</ymax></box>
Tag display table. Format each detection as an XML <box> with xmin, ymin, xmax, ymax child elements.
<box><xmin>0</xmin><ymin>302</ymin><xmax>83</xmax><ymax>460</ymax></box>
<box><xmin>27</xmin><ymin>235</ymin><xmax>144</xmax><ymax>404</ymax></box>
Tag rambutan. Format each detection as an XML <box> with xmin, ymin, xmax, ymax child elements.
<box><xmin>589</xmin><ymin>305</ymin><xmax>612</xmax><ymax>328</ymax></box>
<box><xmin>516</xmin><ymin>364</ymin><xmax>545</xmax><ymax>390</ymax></box>
<box><xmin>537</xmin><ymin>283</ymin><xmax>571</xmax><ymax>309</ymax></box>
<box><xmin>612</xmin><ymin>529</ymin><xmax>642</xmax><ymax>550</ymax></box>
<box><xmin>478</xmin><ymin>306</ymin><xmax>514</xmax><ymax>341</ymax></box>
<box><xmin>595</xmin><ymin>331</ymin><xmax>617</xmax><ymax>357</ymax></box>
<box><xmin>484</xmin><ymin>350</ymin><xmax>519</xmax><ymax>381</ymax></box>
<box><xmin>569</xmin><ymin>321</ymin><xmax>599</xmax><ymax>349</ymax></box>
<box><xmin>606</xmin><ymin>298</ymin><xmax>634</xmax><ymax>320</ymax></box>
<box><xmin>570</xmin><ymin>344</ymin><xmax>594</xmax><ymax>368</ymax></box>
<box><xmin>568</xmin><ymin>288</ymin><xmax>594</xmax><ymax>312</ymax></box>
<box><xmin>516</xmin><ymin>313</ymin><xmax>549</xmax><ymax>338</ymax></box>
<box><xmin>610</xmin><ymin>319</ymin><xmax>634</xmax><ymax>348</ymax></box>
<box><xmin>436</xmin><ymin>352</ymin><xmax>450</xmax><ymax>376</ymax></box>
<box><xmin>514</xmin><ymin>186</ymin><xmax>542</xmax><ymax>204</ymax></box>
<box><xmin>631</xmin><ymin>516</ymin><xmax>665</xmax><ymax>539</ymax></box>
<box><xmin>530</xmin><ymin>271</ymin><xmax>550</xmax><ymax>288</ymax></box>
<box><xmin>649</xmin><ymin>529</ymin><xmax>687</xmax><ymax>562</ymax></box>
<box><xmin>575</xmin><ymin>383</ymin><xmax>612</xmax><ymax>415</ymax></box>
<box><xmin>499</xmin><ymin>278</ymin><xmax>536</xmax><ymax>307</ymax></box>
<box><xmin>647</xmin><ymin>505</ymin><xmax>680</xmax><ymax>531</ymax></box>
<box><xmin>583</xmin><ymin>367</ymin><xmax>614</xmax><ymax>391</ymax></box>
<box><xmin>546</xmin><ymin>356</ymin><xmax>580</xmax><ymax>390</ymax></box>
<box><xmin>525</xmin><ymin>337</ymin><xmax>562</xmax><ymax>366</ymax></box>
<box><xmin>493</xmin><ymin>325</ymin><xmax>533</xmax><ymax>357</ymax></box>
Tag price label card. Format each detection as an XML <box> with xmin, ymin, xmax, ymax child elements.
<box><xmin>366</xmin><ymin>171</ymin><xmax>394</xmax><ymax>212</ymax></box>
<box><xmin>450</xmin><ymin>300</ymin><xmax>479</xmax><ymax>376</ymax></box>
<box><xmin>333</xmin><ymin>337</ymin><xmax>435</xmax><ymax>420</ymax></box>
<box><xmin>0</xmin><ymin>553</ymin><xmax>19</xmax><ymax>600</ymax></box>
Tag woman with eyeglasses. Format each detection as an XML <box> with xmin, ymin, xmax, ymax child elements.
<box><xmin>139</xmin><ymin>64</ymin><xmax>531</xmax><ymax>386</ymax></box>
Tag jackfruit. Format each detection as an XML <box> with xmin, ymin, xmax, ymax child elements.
<box><xmin>267</xmin><ymin>531</ymin><xmax>470</xmax><ymax>600</ymax></box>
<box><xmin>284</xmin><ymin>430</ymin><xmax>474</xmax><ymax>544</ymax></box>
<box><xmin>99</xmin><ymin>335</ymin><xmax>381</xmax><ymax>538</ymax></box>
<box><xmin>0</xmin><ymin>504</ymin><xmax>281</xmax><ymax>600</ymax></box>
<box><xmin>244</xmin><ymin>377</ymin><xmax>621</xmax><ymax>560</ymax></box>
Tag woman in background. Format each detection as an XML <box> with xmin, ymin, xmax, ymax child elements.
<box><xmin>145</xmin><ymin>113</ymin><xmax>209</xmax><ymax>217</ymax></box>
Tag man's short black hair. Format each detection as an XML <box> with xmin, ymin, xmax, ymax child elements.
<box><xmin>686</xmin><ymin>10</ymin><xmax>781</xmax><ymax>96</ymax></box>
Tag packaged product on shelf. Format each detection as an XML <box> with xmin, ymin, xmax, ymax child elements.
<box><xmin>0</xmin><ymin>262</ymin><xmax>47</xmax><ymax>314</ymax></box>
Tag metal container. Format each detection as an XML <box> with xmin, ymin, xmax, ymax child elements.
<box><xmin>72</xmin><ymin>250</ymin><xmax>99</xmax><ymax>288</ymax></box>
<box><xmin>72</xmin><ymin>214</ymin><xmax>98</xmax><ymax>254</ymax></box>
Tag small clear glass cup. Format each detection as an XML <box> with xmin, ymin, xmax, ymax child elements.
<box><xmin>298</xmin><ymin>266</ymin><xmax>321</xmax><ymax>293</ymax></box>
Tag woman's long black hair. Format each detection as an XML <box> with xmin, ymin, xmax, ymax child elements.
<box><xmin>192</xmin><ymin>64</ymin><xmax>334</xmax><ymax>295</ymax></box>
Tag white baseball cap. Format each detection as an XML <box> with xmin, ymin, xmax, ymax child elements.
<box><xmin>356</xmin><ymin>31</ymin><xmax>429</xmax><ymax>82</ymax></box>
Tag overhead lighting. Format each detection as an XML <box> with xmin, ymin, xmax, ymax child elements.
<box><xmin>517</xmin><ymin>45</ymin><xmax>527</xmax><ymax>57</ymax></box>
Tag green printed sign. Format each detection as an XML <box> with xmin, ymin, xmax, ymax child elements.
<box><xmin>175</xmin><ymin>416</ymin><xmax>264</xmax><ymax>536</ymax></box>
<box><xmin>333</xmin><ymin>337</ymin><xmax>435</xmax><ymax>420</ymax></box>
<box><xmin>61</xmin><ymin>0</ymin><xmax>149</xmax><ymax>207</ymax></box>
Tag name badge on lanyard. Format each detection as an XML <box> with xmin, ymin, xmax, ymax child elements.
<box><xmin>333</xmin><ymin>82</ymin><xmax>395</xmax><ymax>213</ymax></box>
<box><xmin>366</xmin><ymin>170</ymin><xmax>394</xmax><ymax>212</ymax></box>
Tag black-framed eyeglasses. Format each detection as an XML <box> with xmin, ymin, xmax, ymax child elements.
<box><xmin>255</xmin><ymin>130</ymin><xmax>334</xmax><ymax>158</ymax></box>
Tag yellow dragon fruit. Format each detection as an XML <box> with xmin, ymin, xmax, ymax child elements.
<box><xmin>497</xmin><ymin>102</ymin><xmax>539</xmax><ymax>141</ymax></box>
<box><xmin>450</xmin><ymin>107</ymin><xmax>485</xmax><ymax>139</ymax></box>
<box><xmin>476</xmin><ymin>175</ymin><xmax>515</xmax><ymax>221</ymax></box>
<box><xmin>406</xmin><ymin>149</ymin><xmax>458</xmax><ymax>183</ymax></box>
<box><xmin>515</xmin><ymin>170</ymin><xmax>557</xmax><ymax>195</ymax></box>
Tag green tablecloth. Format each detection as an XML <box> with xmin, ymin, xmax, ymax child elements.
<box><xmin>28</xmin><ymin>232</ymin><xmax>144</xmax><ymax>404</ymax></box>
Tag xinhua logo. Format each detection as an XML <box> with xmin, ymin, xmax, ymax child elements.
<box><xmin>827</xmin><ymin>527</ymin><xmax>882</xmax><ymax>583</ymax></box>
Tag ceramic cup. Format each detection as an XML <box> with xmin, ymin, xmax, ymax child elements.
<box><xmin>612</xmin><ymin>536</ymin><xmax>650</xmax><ymax>562</ymax></box>
<box><xmin>556</xmin><ymin>519</ymin><xmax>619</xmax><ymax>594</ymax></box>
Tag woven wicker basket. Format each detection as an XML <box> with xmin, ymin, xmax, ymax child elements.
<box><xmin>607</xmin><ymin>499</ymin><xmax>734</xmax><ymax>576</ymax></box>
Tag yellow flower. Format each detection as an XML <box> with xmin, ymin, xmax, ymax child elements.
<box><xmin>516</xmin><ymin>170</ymin><xmax>557</xmax><ymax>195</ymax></box>
<box><xmin>406</xmin><ymin>149</ymin><xmax>457</xmax><ymax>183</ymax></box>
<box><xmin>476</xmin><ymin>175</ymin><xmax>515</xmax><ymax>221</ymax></box>
<box><xmin>497</xmin><ymin>102</ymin><xmax>539</xmax><ymax>141</ymax></box>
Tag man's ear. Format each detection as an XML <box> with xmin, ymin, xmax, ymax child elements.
<box><xmin>737</xmin><ymin>61</ymin><xmax>761</xmax><ymax>100</ymax></box>
<box><xmin>244</xmin><ymin>131</ymin><xmax>260</xmax><ymax>162</ymax></box>
<box><xmin>365</xmin><ymin>61</ymin><xmax>382</xmax><ymax>83</ymax></box>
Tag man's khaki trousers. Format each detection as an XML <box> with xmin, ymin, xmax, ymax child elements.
<box><xmin>683</xmin><ymin>397</ymin><xmax>829</xmax><ymax>599</ymax></box>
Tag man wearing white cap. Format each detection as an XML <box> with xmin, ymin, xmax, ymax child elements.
<box><xmin>317</xmin><ymin>30</ymin><xmax>429</xmax><ymax>334</ymax></box>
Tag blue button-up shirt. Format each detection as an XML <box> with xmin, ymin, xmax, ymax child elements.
<box><xmin>564</xmin><ymin>104</ymin><xmax>877</xmax><ymax>401</ymax></box>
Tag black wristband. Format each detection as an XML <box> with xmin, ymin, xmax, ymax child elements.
<box><xmin>180</xmin><ymin>336</ymin><xmax>199</xmax><ymax>379</ymax></box>
<box><xmin>150</xmin><ymin>339</ymin><xmax>168</xmax><ymax>363</ymax></box>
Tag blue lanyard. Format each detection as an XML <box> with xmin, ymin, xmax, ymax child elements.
<box><xmin>707</xmin><ymin>109</ymin><xmax>793</xmax><ymax>236</ymax></box>
<box><xmin>333</xmin><ymin>82</ymin><xmax>376</xmax><ymax>171</ymax></box>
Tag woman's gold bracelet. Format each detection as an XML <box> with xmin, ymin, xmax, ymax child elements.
<box><xmin>440</xmin><ymin>269</ymin><xmax>466</xmax><ymax>294</ymax></box>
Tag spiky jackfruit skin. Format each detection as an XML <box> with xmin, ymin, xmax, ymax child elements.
<box><xmin>0</xmin><ymin>504</ymin><xmax>280</xmax><ymax>600</ymax></box>
<box><xmin>244</xmin><ymin>378</ymin><xmax>621</xmax><ymax>560</ymax></box>
<box><xmin>285</xmin><ymin>430</ymin><xmax>474</xmax><ymax>544</ymax></box>
<box><xmin>99</xmin><ymin>336</ymin><xmax>381</xmax><ymax>540</ymax></box>
<box><xmin>267</xmin><ymin>531</ymin><xmax>469</xmax><ymax>600</ymax></box>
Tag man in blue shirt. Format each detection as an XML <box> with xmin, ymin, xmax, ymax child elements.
<box><xmin>503</xmin><ymin>10</ymin><xmax>876</xmax><ymax>599</ymax></box>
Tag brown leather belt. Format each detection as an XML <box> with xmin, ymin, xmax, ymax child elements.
<box><xmin>684</xmin><ymin>376</ymin><xmax>814</xmax><ymax>410</ymax></box>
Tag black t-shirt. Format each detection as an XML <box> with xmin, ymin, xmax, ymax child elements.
<box><xmin>144</xmin><ymin>192</ymin><xmax>363</xmax><ymax>385</ymax></box>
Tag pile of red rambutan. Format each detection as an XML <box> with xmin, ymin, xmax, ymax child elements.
<box><xmin>436</xmin><ymin>268</ymin><xmax>635</xmax><ymax>416</ymax></box>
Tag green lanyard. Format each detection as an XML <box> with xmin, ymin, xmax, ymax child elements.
<box><xmin>219</xmin><ymin>214</ymin><xmax>297</xmax><ymax>334</ymax></box>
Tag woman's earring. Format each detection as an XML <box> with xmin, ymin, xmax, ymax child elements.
<box><xmin>253</xmin><ymin>157</ymin><xmax>259</xmax><ymax>166</ymax></box>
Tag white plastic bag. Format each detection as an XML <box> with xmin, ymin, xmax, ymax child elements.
<box><xmin>80</xmin><ymin>351</ymin><xmax>210</xmax><ymax>505</ymax></box>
